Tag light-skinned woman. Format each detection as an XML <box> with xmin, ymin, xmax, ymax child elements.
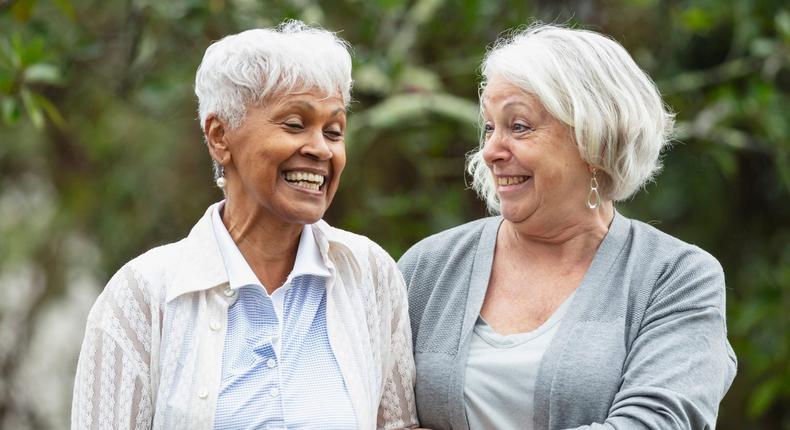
<box><xmin>400</xmin><ymin>24</ymin><xmax>736</xmax><ymax>430</ymax></box>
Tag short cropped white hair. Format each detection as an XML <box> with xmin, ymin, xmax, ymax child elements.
<box><xmin>195</xmin><ymin>20</ymin><xmax>353</xmax><ymax>132</ymax></box>
<box><xmin>467</xmin><ymin>23</ymin><xmax>675</xmax><ymax>212</ymax></box>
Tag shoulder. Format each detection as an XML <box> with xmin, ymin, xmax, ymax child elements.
<box><xmin>398</xmin><ymin>217</ymin><xmax>496</xmax><ymax>279</ymax></box>
<box><xmin>627</xmin><ymin>217</ymin><xmax>723</xmax><ymax>275</ymax></box>
<box><xmin>322</xmin><ymin>223</ymin><xmax>397</xmax><ymax>268</ymax></box>
<box><xmin>125</xmin><ymin>238</ymin><xmax>189</xmax><ymax>287</ymax></box>
<box><xmin>88</xmin><ymin>238</ymin><xmax>187</xmax><ymax>326</ymax></box>
<box><xmin>624</xmin><ymin>216</ymin><xmax>725</xmax><ymax>309</ymax></box>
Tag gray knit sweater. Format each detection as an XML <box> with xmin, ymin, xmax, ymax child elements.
<box><xmin>398</xmin><ymin>211</ymin><xmax>737</xmax><ymax>430</ymax></box>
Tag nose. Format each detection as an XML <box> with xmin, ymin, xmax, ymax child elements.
<box><xmin>300</xmin><ymin>130</ymin><xmax>333</xmax><ymax>161</ymax></box>
<box><xmin>481</xmin><ymin>129</ymin><xmax>510</xmax><ymax>165</ymax></box>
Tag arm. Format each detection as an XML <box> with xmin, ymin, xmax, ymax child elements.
<box><xmin>72</xmin><ymin>266</ymin><xmax>155</xmax><ymax>430</ymax></box>
<box><xmin>376</xmin><ymin>251</ymin><xmax>419</xmax><ymax>429</ymax></box>
<box><xmin>567</xmin><ymin>251</ymin><xmax>737</xmax><ymax>430</ymax></box>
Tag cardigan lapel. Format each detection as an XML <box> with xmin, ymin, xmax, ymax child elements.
<box><xmin>449</xmin><ymin>216</ymin><xmax>502</xmax><ymax>430</ymax></box>
<box><xmin>306</xmin><ymin>219</ymin><xmax>373</xmax><ymax>428</ymax></box>
<box><xmin>531</xmin><ymin>210</ymin><xmax>631</xmax><ymax>430</ymax></box>
<box><xmin>166</xmin><ymin>203</ymin><xmax>230</xmax><ymax>303</ymax></box>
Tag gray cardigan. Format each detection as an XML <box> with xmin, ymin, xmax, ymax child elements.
<box><xmin>398</xmin><ymin>211</ymin><xmax>737</xmax><ymax>430</ymax></box>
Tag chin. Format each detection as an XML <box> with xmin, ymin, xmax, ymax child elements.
<box><xmin>284</xmin><ymin>205</ymin><xmax>327</xmax><ymax>225</ymax></box>
<box><xmin>498</xmin><ymin>202</ymin><xmax>533</xmax><ymax>224</ymax></box>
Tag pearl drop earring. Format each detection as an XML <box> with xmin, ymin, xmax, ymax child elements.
<box><xmin>216</xmin><ymin>165</ymin><xmax>226</xmax><ymax>189</ymax></box>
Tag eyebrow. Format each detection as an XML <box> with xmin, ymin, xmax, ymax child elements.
<box><xmin>502</xmin><ymin>100</ymin><xmax>531</xmax><ymax>111</ymax></box>
<box><xmin>280</xmin><ymin>101</ymin><xmax>316</xmax><ymax>112</ymax></box>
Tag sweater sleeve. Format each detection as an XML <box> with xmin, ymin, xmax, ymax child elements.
<box><xmin>71</xmin><ymin>265</ymin><xmax>155</xmax><ymax>430</ymax></box>
<box><xmin>565</xmin><ymin>249</ymin><xmax>737</xmax><ymax>430</ymax></box>
<box><xmin>375</xmin><ymin>248</ymin><xmax>419</xmax><ymax>429</ymax></box>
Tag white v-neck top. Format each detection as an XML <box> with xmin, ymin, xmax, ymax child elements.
<box><xmin>463</xmin><ymin>292</ymin><xmax>575</xmax><ymax>430</ymax></box>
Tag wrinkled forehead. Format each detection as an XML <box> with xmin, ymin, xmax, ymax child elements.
<box><xmin>255</xmin><ymin>88</ymin><xmax>347</xmax><ymax>120</ymax></box>
<box><xmin>261</xmin><ymin>85</ymin><xmax>347</xmax><ymax>110</ymax></box>
<box><xmin>481</xmin><ymin>76</ymin><xmax>542</xmax><ymax>113</ymax></box>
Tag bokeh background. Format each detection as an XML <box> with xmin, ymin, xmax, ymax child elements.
<box><xmin>1</xmin><ymin>0</ymin><xmax>788</xmax><ymax>428</ymax></box>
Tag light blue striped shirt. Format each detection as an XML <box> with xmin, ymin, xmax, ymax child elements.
<box><xmin>210</xmin><ymin>204</ymin><xmax>357</xmax><ymax>429</ymax></box>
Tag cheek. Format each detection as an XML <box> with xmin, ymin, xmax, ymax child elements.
<box><xmin>332</xmin><ymin>147</ymin><xmax>347</xmax><ymax>177</ymax></box>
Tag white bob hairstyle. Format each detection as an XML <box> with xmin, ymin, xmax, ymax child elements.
<box><xmin>194</xmin><ymin>20</ymin><xmax>352</xmax><ymax>180</ymax></box>
<box><xmin>467</xmin><ymin>23</ymin><xmax>675</xmax><ymax>213</ymax></box>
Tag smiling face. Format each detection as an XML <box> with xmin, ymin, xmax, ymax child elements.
<box><xmin>481</xmin><ymin>76</ymin><xmax>592</xmax><ymax>228</ymax></box>
<box><xmin>208</xmin><ymin>90</ymin><xmax>347</xmax><ymax>226</ymax></box>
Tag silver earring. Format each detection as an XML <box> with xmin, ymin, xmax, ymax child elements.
<box><xmin>586</xmin><ymin>168</ymin><xmax>601</xmax><ymax>209</ymax></box>
<box><xmin>216</xmin><ymin>165</ymin><xmax>226</xmax><ymax>189</ymax></box>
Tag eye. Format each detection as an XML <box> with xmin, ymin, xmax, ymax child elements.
<box><xmin>323</xmin><ymin>127</ymin><xmax>344</xmax><ymax>141</ymax></box>
<box><xmin>282</xmin><ymin>117</ymin><xmax>304</xmax><ymax>130</ymax></box>
<box><xmin>483</xmin><ymin>122</ymin><xmax>494</xmax><ymax>136</ymax></box>
<box><xmin>513</xmin><ymin>122</ymin><xmax>531</xmax><ymax>133</ymax></box>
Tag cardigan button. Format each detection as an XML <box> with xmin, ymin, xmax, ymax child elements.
<box><xmin>223</xmin><ymin>287</ymin><xmax>236</xmax><ymax>297</ymax></box>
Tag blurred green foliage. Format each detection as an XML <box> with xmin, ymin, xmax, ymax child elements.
<box><xmin>0</xmin><ymin>0</ymin><xmax>788</xmax><ymax>428</ymax></box>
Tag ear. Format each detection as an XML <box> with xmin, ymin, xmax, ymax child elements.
<box><xmin>205</xmin><ymin>114</ymin><xmax>231</xmax><ymax>165</ymax></box>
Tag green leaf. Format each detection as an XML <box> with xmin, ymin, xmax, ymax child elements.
<box><xmin>360</xmin><ymin>92</ymin><xmax>478</xmax><ymax>131</ymax></box>
<box><xmin>32</xmin><ymin>92</ymin><xmax>66</xmax><ymax>129</ymax></box>
<box><xmin>20</xmin><ymin>88</ymin><xmax>44</xmax><ymax>128</ymax></box>
<box><xmin>680</xmin><ymin>7</ymin><xmax>714</xmax><ymax>32</ymax></box>
<box><xmin>396</xmin><ymin>65</ymin><xmax>444</xmax><ymax>92</ymax></box>
<box><xmin>24</xmin><ymin>63</ymin><xmax>62</xmax><ymax>85</ymax></box>
<box><xmin>1</xmin><ymin>96</ymin><xmax>20</xmax><ymax>125</ymax></box>
<box><xmin>52</xmin><ymin>0</ymin><xmax>77</xmax><ymax>21</ymax></box>
<box><xmin>10</xmin><ymin>0</ymin><xmax>38</xmax><ymax>21</ymax></box>
<box><xmin>748</xmin><ymin>378</ymin><xmax>782</xmax><ymax>417</ymax></box>
<box><xmin>354</xmin><ymin>64</ymin><xmax>393</xmax><ymax>94</ymax></box>
<box><xmin>0</xmin><ymin>69</ymin><xmax>15</xmax><ymax>93</ymax></box>
<box><xmin>750</xmin><ymin>38</ymin><xmax>776</xmax><ymax>57</ymax></box>
<box><xmin>776</xmin><ymin>10</ymin><xmax>790</xmax><ymax>38</ymax></box>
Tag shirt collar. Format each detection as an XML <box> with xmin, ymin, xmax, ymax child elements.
<box><xmin>167</xmin><ymin>202</ymin><xmax>341</xmax><ymax>303</ymax></box>
<box><xmin>210</xmin><ymin>201</ymin><xmax>330</xmax><ymax>291</ymax></box>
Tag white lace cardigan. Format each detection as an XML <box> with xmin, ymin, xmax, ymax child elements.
<box><xmin>72</xmin><ymin>204</ymin><xmax>418</xmax><ymax>429</ymax></box>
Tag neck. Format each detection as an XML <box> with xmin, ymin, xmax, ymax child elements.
<box><xmin>221</xmin><ymin>200</ymin><xmax>303</xmax><ymax>294</ymax></box>
<box><xmin>501</xmin><ymin>201</ymin><xmax>615</xmax><ymax>265</ymax></box>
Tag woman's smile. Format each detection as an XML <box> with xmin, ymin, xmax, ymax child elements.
<box><xmin>281</xmin><ymin>169</ymin><xmax>329</xmax><ymax>194</ymax></box>
<box><xmin>494</xmin><ymin>174</ymin><xmax>533</xmax><ymax>194</ymax></box>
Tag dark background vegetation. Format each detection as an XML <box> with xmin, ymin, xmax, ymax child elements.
<box><xmin>0</xmin><ymin>0</ymin><xmax>787</xmax><ymax>428</ymax></box>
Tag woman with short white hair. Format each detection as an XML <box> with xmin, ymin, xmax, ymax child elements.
<box><xmin>400</xmin><ymin>24</ymin><xmax>736</xmax><ymax>429</ymax></box>
<box><xmin>73</xmin><ymin>21</ymin><xmax>418</xmax><ymax>429</ymax></box>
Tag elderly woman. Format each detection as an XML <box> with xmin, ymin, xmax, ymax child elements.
<box><xmin>399</xmin><ymin>24</ymin><xmax>736</xmax><ymax>430</ymax></box>
<box><xmin>72</xmin><ymin>21</ymin><xmax>417</xmax><ymax>429</ymax></box>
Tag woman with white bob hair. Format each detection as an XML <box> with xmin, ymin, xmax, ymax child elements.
<box><xmin>400</xmin><ymin>24</ymin><xmax>736</xmax><ymax>429</ymax></box>
<box><xmin>73</xmin><ymin>21</ymin><xmax>418</xmax><ymax>429</ymax></box>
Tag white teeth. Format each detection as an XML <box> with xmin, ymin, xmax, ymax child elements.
<box><xmin>284</xmin><ymin>171</ymin><xmax>325</xmax><ymax>186</ymax></box>
<box><xmin>294</xmin><ymin>181</ymin><xmax>320</xmax><ymax>191</ymax></box>
<box><xmin>497</xmin><ymin>176</ymin><xmax>529</xmax><ymax>186</ymax></box>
